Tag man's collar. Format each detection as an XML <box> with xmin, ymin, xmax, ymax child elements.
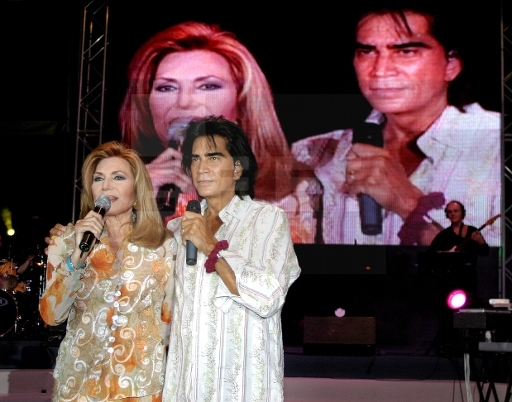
<box><xmin>204</xmin><ymin>195</ymin><xmax>252</xmax><ymax>221</ymax></box>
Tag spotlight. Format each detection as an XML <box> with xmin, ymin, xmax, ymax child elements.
<box><xmin>1</xmin><ymin>208</ymin><xmax>15</xmax><ymax>237</ymax></box>
<box><xmin>446</xmin><ymin>289</ymin><xmax>467</xmax><ymax>310</ymax></box>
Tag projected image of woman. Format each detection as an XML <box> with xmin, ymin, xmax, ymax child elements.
<box><xmin>119</xmin><ymin>21</ymin><xmax>318</xmax><ymax>243</ymax></box>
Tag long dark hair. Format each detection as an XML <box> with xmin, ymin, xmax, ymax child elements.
<box><xmin>181</xmin><ymin>116</ymin><xmax>258</xmax><ymax>199</ymax></box>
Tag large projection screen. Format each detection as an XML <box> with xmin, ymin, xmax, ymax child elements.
<box><xmin>105</xmin><ymin>1</ymin><xmax>502</xmax><ymax>248</ymax></box>
<box><xmin>103</xmin><ymin>1</ymin><xmax>503</xmax><ymax>349</ymax></box>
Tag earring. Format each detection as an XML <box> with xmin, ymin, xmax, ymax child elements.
<box><xmin>133</xmin><ymin>200</ymin><xmax>138</xmax><ymax>209</ymax></box>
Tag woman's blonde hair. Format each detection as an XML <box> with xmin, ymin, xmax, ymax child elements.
<box><xmin>80</xmin><ymin>141</ymin><xmax>171</xmax><ymax>248</ymax></box>
<box><xmin>119</xmin><ymin>21</ymin><xmax>295</xmax><ymax>201</ymax></box>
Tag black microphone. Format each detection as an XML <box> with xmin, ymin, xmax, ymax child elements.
<box><xmin>185</xmin><ymin>199</ymin><xmax>201</xmax><ymax>266</ymax></box>
<box><xmin>352</xmin><ymin>122</ymin><xmax>384</xmax><ymax>236</ymax></box>
<box><xmin>158</xmin><ymin>122</ymin><xmax>189</xmax><ymax>214</ymax></box>
<box><xmin>78</xmin><ymin>195</ymin><xmax>111</xmax><ymax>256</ymax></box>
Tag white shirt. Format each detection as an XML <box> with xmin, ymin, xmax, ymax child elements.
<box><xmin>162</xmin><ymin>195</ymin><xmax>301</xmax><ymax>402</ymax></box>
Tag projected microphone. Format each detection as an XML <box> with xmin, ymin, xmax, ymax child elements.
<box><xmin>78</xmin><ymin>195</ymin><xmax>111</xmax><ymax>255</ymax></box>
<box><xmin>352</xmin><ymin>122</ymin><xmax>384</xmax><ymax>236</ymax></box>
<box><xmin>167</xmin><ymin>118</ymin><xmax>189</xmax><ymax>150</ymax></box>
<box><xmin>158</xmin><ymin>120</ymin><xmax>190</xmax><ymax>213</ymax></box>
<box><xmin>185</xmin><ymin>199</ymin><xmax>201</xmax><ymax>266</ymax></box>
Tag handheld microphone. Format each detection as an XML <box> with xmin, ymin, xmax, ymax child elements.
<box><xmin>167</xmin><ymin>119</ymin><xmax>188</xmax><ymax>150</ymax></box>
<box><xmin>352</xmin><ymin>122</ymin><xmax>384</xmax><ymax>236</ymax></box>
<box><xmin>185</xmin><ymin>199</ymin><xmax>201</xmax><ymax>266</ymax></box>
<box><xmin>158</xmin><ymin>122</ymin><xmax>189</xmax><ymax>213</ymax></box>
<box><xmin>78</xmin><ymin>195</ymin><xmax>111</xmax><ymax>255</ymax></box>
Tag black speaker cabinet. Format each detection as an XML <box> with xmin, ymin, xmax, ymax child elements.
<box><xmin>303</xmin><ymin>316</ymin><xmax>376</xmax><ymax>356</ymax></box>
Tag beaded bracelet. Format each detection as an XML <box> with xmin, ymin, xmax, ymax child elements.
<box><xmin>204</xmin><ymin>240</ymin><xmax>229</xmax><ymax>273</ymax></box>
<box><xmin>397</xmin><ymin>192</ymin><xmax>445</xmax><ymax>245</ymax></box>
<box><xmin>66</xmin><ymin>254</ymin><xmax>86</xmax><ymax>271</ymax></box>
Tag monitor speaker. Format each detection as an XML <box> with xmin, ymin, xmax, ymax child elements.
<box><xmin>303</xmin><ymin>316</ymin><xmax>376</xmax><ymax>356</ymax></box>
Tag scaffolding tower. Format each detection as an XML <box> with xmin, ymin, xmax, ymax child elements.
<box><xmin>72</xmin><ymin>0</ymin><xmax>109</xmax><ymax>222</ymax></box>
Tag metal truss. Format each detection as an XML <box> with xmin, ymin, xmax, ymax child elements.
<box><xmin>72</xmin><ymin>0</ymin><xmax>109</xmax><ymax>222</ymax></box>
<box><xmin>503</xmin><ymin>0</ymin><xmax>512</xmax><ymax>298</ymax></box>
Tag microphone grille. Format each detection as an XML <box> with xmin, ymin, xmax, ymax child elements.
<box><xmin>186</xmin><ymin>199</ymin><xmax>201</xmax><ymax>213</ymax></box>
<box><xmin>95</xmin><ymin>195</ymin><xmax>111</xmax><ymax>211</ymax></box>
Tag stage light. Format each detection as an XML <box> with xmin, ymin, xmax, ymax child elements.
<box><xmin>446</xmin><ymin>289</ymin><xmax>467</xmax><ymax>310</ymax></box>
<box><xmin>1</xmin><ymin>208</ymin><xmax>15</xmax><ymax>237</ymax></box>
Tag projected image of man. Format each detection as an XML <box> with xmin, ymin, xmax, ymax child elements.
<box><xmin>292</xmin><ymin>3</ymin><xmax>501</xmax><ymax>246</ymax></box>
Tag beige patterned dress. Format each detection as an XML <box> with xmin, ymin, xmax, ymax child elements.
<box><xmin>40</xmin><ymin>226</ymin><xmax>176</xmax><ymax>402</ymax></box>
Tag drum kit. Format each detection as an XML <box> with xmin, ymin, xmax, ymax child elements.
<box><xmin>0</xmin><ymin>252</ymin><xmax>47</xmax><ymax>340</ymax></box>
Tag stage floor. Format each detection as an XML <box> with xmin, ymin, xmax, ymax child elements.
<box><xmin>0</xmin><ymin>370</ymin><xmax>509</xmax><ymax>402</ymax></box>
<box><xmin>1</xmin><ymin>307</ymin><xmax>511</xmax><ymax>401</ymax></box>
<box><xmin>2</xmin><ymin>339</ymin><xmax>511</xmax><ymax>401</ymax></box>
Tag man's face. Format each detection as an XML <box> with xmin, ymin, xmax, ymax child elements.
<box><xmin>445</xmin><ymin>202</ymin><xmax>464</xmax><ymax>224</ymax></box>
<box><xmin>353</xmin><ymin>11</ymin><xmax>461</xmax><ymax>117</ymax></box>
<box><xmin>190</xmin><ymin>135</ymin><xmax>238</xmax><ymax>201</ymax></box>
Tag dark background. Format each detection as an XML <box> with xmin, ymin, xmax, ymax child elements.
<box><xmin>0</xmin><ymin>0</ymin><xmax>504</xmax><ymax>351</ymax></box>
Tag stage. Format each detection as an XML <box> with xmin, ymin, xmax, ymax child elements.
<box><xmin>0</xmin><ymin>373</ymin><xmax>509</xmax><ymax>402</ymax></box>
<box><xmin>1</xmin><ymin>344</ymin><xmax>510</xmax><ymax>402</ymax></box>
<box><xmin>1</xmin><ymin>246</ymin><xmax>509</xmax><ymax>400</ymax></box>
<box><xmin>2</xmin><ymin>305</ymin><xmax>511</xmax><ymax>401</ymax></box>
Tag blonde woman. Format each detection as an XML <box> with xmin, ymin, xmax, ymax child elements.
<box><xmin>40</xmin><ymin>141</ymin><xmax>176</xmax><ymax>402</ymax></box>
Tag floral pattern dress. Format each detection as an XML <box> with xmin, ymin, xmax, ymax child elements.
<box><xmin>40</xmin><ymin>225</ymin><xmax>177</xmax><ymax>402</ymax></box>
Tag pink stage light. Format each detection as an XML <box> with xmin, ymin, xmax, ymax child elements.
<box><xmin>446</xmin><ymin>289</ymin><xmax>467</xmax><ymax>310</ymax></box>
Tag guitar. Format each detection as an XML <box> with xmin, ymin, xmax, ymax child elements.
<box><xmin>448</xmin><ymin>214</ymin><xmax>501</xmax><ymax>252</ymax></box>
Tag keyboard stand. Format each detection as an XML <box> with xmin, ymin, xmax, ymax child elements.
<box><xmin>473</xmin><ymin>342</ymin><xmax>512</xmax><ymax>402</ymax></box>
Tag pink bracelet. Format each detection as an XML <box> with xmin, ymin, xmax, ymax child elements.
<box><xmin>204</xmin><ymin>240</ymin><xmax>229</xmax><ymax>273</ymax></box>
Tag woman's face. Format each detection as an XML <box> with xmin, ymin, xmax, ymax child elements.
<box><xmin>149</xmin><ymin>50</ymin><xmax>239</xmax><ymax>147</ymax></box>
<box><xmin>91</xmin><ymin>156</ymin><xmax>136</xmax><ymax>222</ymax></box>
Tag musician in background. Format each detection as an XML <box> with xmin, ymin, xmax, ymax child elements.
<box><xmin>15</xmin><ymin>252</ymin><xmax>36</xmax><ymax>276</ymax></box>
<box><xmin>427</xmin><ymin>200</ymin><xmax>490</xmax><ymax>299</ymax></box>
<box><xmin>428</xmin><ymin>200</ymin><xmax>489</xmax><ymax>257</ymax></box>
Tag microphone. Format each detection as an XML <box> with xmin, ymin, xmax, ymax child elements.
<box><xmin>185</xmin><ymin>199</ymin><xmax>201</xmax><ymax>266</ymax></box>
<box><xmin>352</xmin><ymin>122</ymin><xmax>384</xmax><ymax>236</ymax></box>
<box><xmin>78</xmin><ymin>195</ymin><xmax>111</xmax><ymax>256</ymax></box>
<box><xmin>158</xmin><ymin>122</ymin><xmax>189</xmax><ymax>213</ymax></box>
<box><xmin>166</xmin><ymin>119</ymin><xmax>188</xmax><ymax>150</ymax></box>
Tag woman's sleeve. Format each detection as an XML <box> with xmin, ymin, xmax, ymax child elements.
<box><xmin>160</xmin><ymin>236</ymin><xmax>177</xmax><ymax>345</ymax></box>
<box><xmin>39</xmin><ymin>226</ymin><xmax>84</xmax><ymax>326</ymax></box>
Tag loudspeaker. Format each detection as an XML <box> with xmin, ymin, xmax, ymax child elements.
<box><xmin>303</xmin><ymin>316</ymin><xmax>376</xmax><ymax>356</ymax></box>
